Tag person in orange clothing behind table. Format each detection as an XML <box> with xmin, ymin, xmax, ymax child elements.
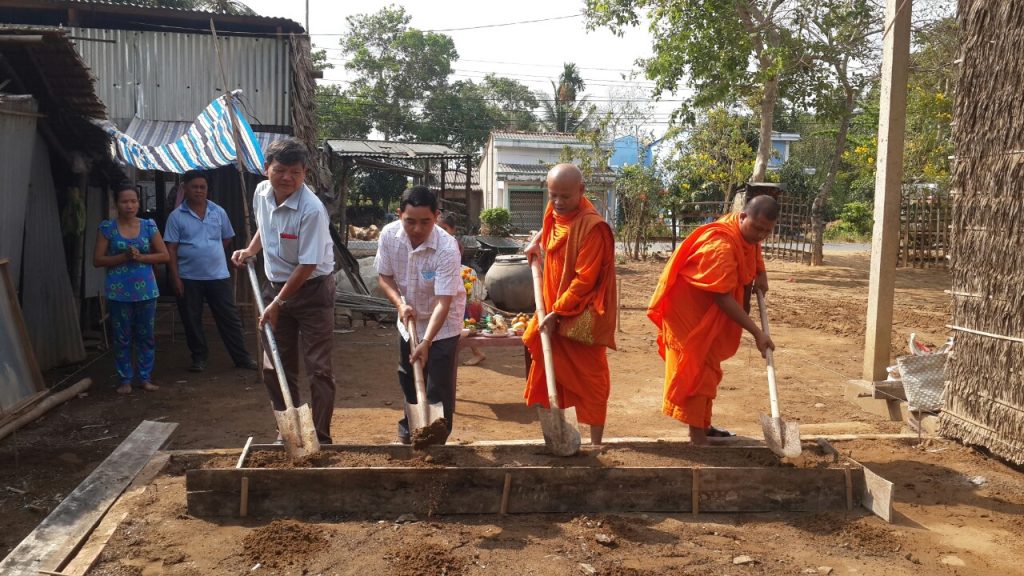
<box><xmin>522</xmin><ymin>163</ymin><xmax>618</xmax><ymax>445</ymax></box>
<box><xmin>647</xmin><ymin>194</ymin><xmax>779</xmax><ymax>445</ymax></box>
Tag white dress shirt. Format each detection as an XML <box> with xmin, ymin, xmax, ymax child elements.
<box><xmin>375</xmin><ymin>221</ymin><xmax>465</xmax><ymax>341</ymax></box>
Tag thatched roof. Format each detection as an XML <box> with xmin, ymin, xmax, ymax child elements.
<box><xmin>941</xmin><ymin>0</ymin><xmax>1024</xmax><ymax>465</ymax></box>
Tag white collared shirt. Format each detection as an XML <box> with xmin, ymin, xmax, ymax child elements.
<box><xmin>253</xmin><ymin>181</ymin><xmax>334</xmax><ymax>283</ymax></box>
<box><xmin>375</xmin><ymin>221</ymin><xmax>465</xmax><ymax>341</ymax></box>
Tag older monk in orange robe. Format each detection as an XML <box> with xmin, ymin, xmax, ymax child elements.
<box><xmin>523</xmin><ymin>163</ymin><xmax>617</xmax><ymax>444</ymax></box>
<box><xmin>647</xmin><ymin>195</ymin><xmax>779</xmax><ymax>445</ymax></box>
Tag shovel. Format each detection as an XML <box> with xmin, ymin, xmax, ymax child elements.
<box><xmin>756</xmin><ymin>289</ymin><xmax>801</xmax><ymax>457</ymax></box>
<box><xmin>403</xmin><ymin>316</ymin><xmax>447</xmax><ymax>448</ymax></box>
<box><xmin>529</xmin><ymin>257</ymin><xmax>581</xmax><ymax>457</ymax></box>
<box><xmin>246</xmin><ymin>260</ymin><xmax>321</xmax><ymax>460</ymax></box>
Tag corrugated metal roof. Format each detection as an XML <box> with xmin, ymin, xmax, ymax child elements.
<box><xmin>0</xmin><ymin>96</ymin><xmax>37</xmax><ymax>289</ymax></box>
<box><xmin>326</xmin><ymin>139</ymin><xmax>466</xmax><ymax>160</ymax></box>
<box><xmin>492</xmin><ymin>131</ymin><xmax>584</xmax><ymax>144</ymax></box>
<box><xmin>124</xmin><ymin>117</ymin><xmax>288</xmax><ymax>151</ymax></box>
<box><xmin>70</xmin><ymin>27</ymin><xmax>291</xmax><ymax>126</ymax></box>
<box><xmin>428</xmin><ymin>166</ymin><xmax>479</xmax><ymax>190</ymax></box>
<box><xmin>22</xmin><ymin>134</ymin><xmax>86</xmax><ymax>370</ymax></box>
<box><xmin>496</xmin><ymin>162</ymin><xmax>550</xmax><ymax>176</ymax></box>
<box><xmin>7</xmin><ymin>0</ymin><xmax>305</xmax><ymax>33</ymax></box>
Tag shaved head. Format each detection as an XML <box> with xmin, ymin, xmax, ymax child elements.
<box><xmin>739</xmin><ymin>195</ymin><xmax>779</xmax><ymax>244</ymax></box>
<box><xmin>545</xmin><ymin>163</ymin><xmax>586</xmax><ymax>215</ymax></box>
<box><xmin>744</xmin><ymin>194</ymin><xmax>781</xmax><ymax>221</ymax></box>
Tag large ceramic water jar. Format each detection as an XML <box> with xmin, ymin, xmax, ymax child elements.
<box><xmin>484</xmin><ymin>255</ymin><xmax>535</xmax><ymax>312</ymax></box>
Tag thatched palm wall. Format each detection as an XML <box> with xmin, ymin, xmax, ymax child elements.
<box><xmin>942</xmin><ymin>0</ymin><xmax>1024</xmax><ymax>464</ymax></box>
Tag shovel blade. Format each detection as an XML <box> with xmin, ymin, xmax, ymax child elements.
<box><xmin>274</xmin><ymin>404</ymin><xmax>321</xmax><ymax>460</ymax></box>
<box><xmin>405</xmin><ymin>401</ymin><xmax>447</xmax><ymax>442</ymax></box>
<box><xmin>538</xmin><ymin>406</ymin><xmax>582</xmax><ymax>456</ymax></box>
<box><xmin>760</xmin><ymin>413</ymin><xmax>802</xmax><ymax>458</ymax></box>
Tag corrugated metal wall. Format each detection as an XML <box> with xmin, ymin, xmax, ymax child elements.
<box><xmin>0</xmin><ymin>96</ymin><xmax>38</xmax><ymax>288</ymax></box>
<box><xmin>22</xmin><ymin>135</ymin><xmax>86</xmax><ymax>370</ymax></box>
<box><xmin>70</xmin><ymin>28</ymin><xmax>291</xmax><ymax>127</ymax></box>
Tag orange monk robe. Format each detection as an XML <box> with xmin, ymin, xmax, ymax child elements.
<box><xmin>646</xmin><ymin>213</ymin><xmax>764</xmax><ymax>428</ymax></box>
<box><xmin>523</xmin><ymin>197</ymin><xmax>617</xmax><ymax>426</ymax></box>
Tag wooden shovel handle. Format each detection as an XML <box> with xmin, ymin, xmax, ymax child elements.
<box><xmin>756</xmin><ymin>289</ymin><xmax>781</xmax><ymax>419</ymax></box>
<box><xmin>530</xmin><ymin>258</ymin><xmax>560</xmax><ymax>410</ymax></box>
<box><xmin>406</xmin><ymin>317</ymin><xmax>430</xmax><ymax>419</ymax></box>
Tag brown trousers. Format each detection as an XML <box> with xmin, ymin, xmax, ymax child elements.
<box><xmin>260</xmin><ymin>274</ymin><xmax>336</xmax><ymax>444</ymax></box>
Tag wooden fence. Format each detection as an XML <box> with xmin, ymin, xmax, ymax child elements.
<box><xmin>761</xmin><ymin>197</ymin><xmax>813</xmax><ymax>263</ymax></box>
<box><xmin>898</xmin><ymin>186</ymin><xmax>950</xmax><ymax>269</ymax></box>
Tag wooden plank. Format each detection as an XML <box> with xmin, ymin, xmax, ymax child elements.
<box><xmin>0</xmin><ymin>421</ymin><xmax>177</xmax><ymax>575</ymax></box>
<box><xmin>186</xmin><ymin>465</ymin><xmax>855</xmax><ymax>518</ymax></box>
<box><xmin>61</xmin><ymin>452</ymin><xmax>170</xmax><ymax>576</ymax></box>
<box><xmin>873</xmin><ymin>380</ymin><xmax>907</xmax><ymax>401</ymax></box>
<box><xmin>860</xmin><ymin>465</ymin><xmax>894</xmax><ymax>523</ymax></box>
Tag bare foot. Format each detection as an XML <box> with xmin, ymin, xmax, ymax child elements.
<box><xmin>462</xmin><ymin>353</ymin><xmax>486</xmax><ymax>366</ymax></box>
<box><xmin>141</xmin><ymin>382</ymin><xmax>159</xmax><ymax>391</ymax></box>
<box><xmin>116</xmin><ymin>384</ymin><xmax>132</xmax><ymax>395</ymax></box>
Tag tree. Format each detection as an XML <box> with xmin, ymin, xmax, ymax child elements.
<box><xmin>795</xmin><ymin>0</ymin><xmax>880</xmax><ymax>265</ymax></box>
<box><xmin>539</xmin><ymin>62</ymin><xmax>595</xmax><ymax>133</ymax></box>
<box><xmin>339</xmin><ymin>6</ymin><xmax>457</xmax><ymax>141</ymax></box>
<box><xmin>616</xmin><ymin>163</ymin><xmax>665</xmax><ymax>260</ymax></box>
<box><xmin>416</xmin><ymin>80</ymin><xmax>503</xmax><ymax>154</ymax></box>
<box><xmin>481</xmin><ymin>74</ymin><xmax>539</xmax><ymax>131</ymax></box>
<box><xmin>666</xmin><ymin>107</ymin><xmax>754</xmax><ymax>211</ymax></box>
<box><xmin>587</xmin><ymin>0</ymin><xmax>802</xmax><ymax>183</ymax></box>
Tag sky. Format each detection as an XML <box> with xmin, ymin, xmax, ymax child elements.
<box><xmin>241</xmin><ymin>0</ymin><xmax>686</xmax><ymax>134</ymax></box>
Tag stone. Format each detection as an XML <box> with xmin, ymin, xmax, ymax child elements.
<box><xmin>817</xmin><ymin>567</ymin><xmax>834</xmax><ymax>575</ymax></box>
<box><xmin>733</xmin><ymin>555</ymin><xmax>756</xmax><ymax>565</ymax></box>
<box><xmin>395</xmin><ymin>513</ymin><xmax>418</xmax><ymax>524</ymax></box>
<box><xmin>814</xmin><ymin>403</ymin><xmax>826</xmax><ymax>409</ymax></box>
<box><xmin>940</xmin><ymin>555</ymin><xmax>966</xmax><ymax>567</ymax></box>
<box><xmin>595</xmin><ymin>533</ymin><xmax>617</xmax><ymax>546</ymax></box>
<box><xmin>579</xmin><ymin>563</ymin><xmax>597</xmax><ymax>575</ymax></box>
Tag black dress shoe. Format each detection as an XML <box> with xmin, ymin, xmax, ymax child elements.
<box><xmin>188</xmin><ymin>360</ymin><xmax>207</xmax><ymax>372</ymax></box>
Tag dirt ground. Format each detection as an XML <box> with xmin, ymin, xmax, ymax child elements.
<box><xmin>2</xmin><ymin>249</ymin><xmax>1022</xmax><ymax>576</ymax></box>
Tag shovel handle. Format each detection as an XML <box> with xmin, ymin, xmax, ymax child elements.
<box><xmin>246</xmin><ymin>260</ymin><xmax>296</xmax><ymax>411</ymax></box>
<box><xmin>406</xmin><ymin>316</ymin><xmax>430</xmax><ymax>422</ymax></box>
<box><xmin>530</xmin><ymin>258</ymin><xmax>560</xmax><ymax>410</ymax></box>
<box><xmin>756</xmin><ymin>290</ymin><xmax>781</xmax><ymax>419</ymax></box>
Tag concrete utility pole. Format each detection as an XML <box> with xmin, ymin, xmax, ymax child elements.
<box><xmin>863</xmin><ymin>0</ymin><xmax>912</xmax><ymax>381</ymax></box>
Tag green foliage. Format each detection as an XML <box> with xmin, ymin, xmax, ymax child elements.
<box><xmin>340</xmin><ymin>6</ymin><xmax>457</xmax><ymax>141</ymax></box>
<box><xmin>823</xmin><ymin>201</ymin><xmax>873</xmax><ymax>241</ymax></box>
<box><xmin>351</xmin><ymin>170</ymin><xmax>408</xmax><ymax>214</ymax></box>
<box><xmin>479</xmin><ymin>208</ymin><xmax>512</xmax><ymax>236</ymax></box>
<box><xmin>416</xmin><ymin>80</ymin><xmax>503</xmax><ymax>155</ymax></box>
<box><xmin>315</xmin><ymin>83</ymin><xmax>372</xmax><ymax>141</ymax></box>
<box><xmin>616</xmin><ymin>164</ymin><xmax>665</xmax><ymax>260</ymax></box>
<box><xmin>481</xmin><ymin>74</ymin><xmax>540</xmax><ymax>131</ymax></box>
<box><xmin>665</xmin><ymin>107</ymin><xmax>753</xmax><ymax>208</ymax></box>
<box><xmin>539</xmin><ymin>63</ymin><xmax>595</xmax><ymax>133</ymax></box>
<box><xmin>774</xmin><ymin>159</ymin><xmax>817</xmax><ymax>202</ymax></box>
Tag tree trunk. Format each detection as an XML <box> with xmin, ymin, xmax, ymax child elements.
<box><xmin>810</xmin><ymin>86</ymin><xmax>855</xmax><ymax>266</ymax></box>
<box><xmin>751</xmin><ymin>74</ymin><xmax>779</xmax><ymax>183</ymax></box>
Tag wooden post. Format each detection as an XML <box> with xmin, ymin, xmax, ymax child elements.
<box><xmin>210</xmin><ymin>20</ymin><xmax>262</xmax><ymax>383</ymax></box>
<box><xmin>239</xmin><ymin>477</ymin><xmax>250</xmax><ymax>517</ymax></box>
<box><xmin>691</xmin><ymin>467</ymin><xmax>700</xmax><ymax>517</ymax></box>
<box><xmin>863</xmin><ymin>0</ymin><xmax>912</xmax><ymax>382</ymax></box>
<box><xmin>499</xmin><ymin>472</ymin><xmax>511</xmax><ymax>515</ymax></box>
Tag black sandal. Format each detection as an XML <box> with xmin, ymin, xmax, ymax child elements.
<box><xmin>706</xmin><ymin>425</ymin><xmax>736</xmax><ymax>438</ymax></box>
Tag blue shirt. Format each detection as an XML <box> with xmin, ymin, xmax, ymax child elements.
<box><xmin>100</xmin><ymin>218</ymin><xmax>160</xmax><ymax>302</ymax></box>
<box><xmin>164</xmin><ymin>200</ymin><xmax>234</xmax><ymax>280</ymax></box>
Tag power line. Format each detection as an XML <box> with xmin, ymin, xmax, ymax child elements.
<box><xmin>309</xmin><ymin>13</ymin><xmax>584</xmax><ymax>35</ymax></box>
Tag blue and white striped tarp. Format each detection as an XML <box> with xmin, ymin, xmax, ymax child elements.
<box><xmin>97</xmin><ymin>90</ymin><xmax>265</xmax><ymax>174</ymax></box>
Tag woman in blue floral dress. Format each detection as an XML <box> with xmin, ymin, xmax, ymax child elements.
<box><xmin>93</xmin><ymin>185</ymin><xmax>169</xmax><ymax>394</ymax></box>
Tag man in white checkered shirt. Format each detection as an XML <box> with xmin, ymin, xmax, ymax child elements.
<box><xmin>375</xmin><ymin>185</ymin><xmax>466</xmax><ymax>445</ymax></box>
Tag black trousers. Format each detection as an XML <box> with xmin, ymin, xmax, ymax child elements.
<box><xmin>396</xmin><ymin>334</ymin><xmax>459</xmax><ymax>443</ymax></box>
<box><xmin>176</xmin><ymin>277</ymin><xmax>251</xmax><ymax>365</ymax></box>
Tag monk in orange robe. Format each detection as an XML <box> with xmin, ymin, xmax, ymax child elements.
<box><xmin>523</xmin><ymin>163</ymin><xmax>617</xmax><ymax>444</ymax></box>
<box><xmin>647</xmin><ymin>195</ymin><xmax>779</xmax><ymax>445</ymax></box>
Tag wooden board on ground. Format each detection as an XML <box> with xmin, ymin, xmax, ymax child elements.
<box><xmin>61</xmin><ymin>452</ymin><xmax>171</xmax><ymax>576</ymax></box>
<box><xmin>0</xmin><ymin>420</ymin><xmax>177</xmax><ymax>575</ymax></box>
<box><xmin>859</xmin><ymin>463</ymin><xmax>895</xmax><ymax>522</ymax></box>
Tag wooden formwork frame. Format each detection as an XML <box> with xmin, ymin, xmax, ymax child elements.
<box><xmin>186</xmin><ymin>440</ymin><xmax>893</xmax><ymax>521</ymax></box>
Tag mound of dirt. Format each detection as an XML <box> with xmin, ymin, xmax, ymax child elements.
<box><xmin>412</xmin><ymin>418</ymin><xmax>450</xmax><ymax>449</ymax></box>
<box><xmin>242</xmin><ymin>519</ymin><xmax>330</xmax><ymax>568</ymax></box>
<box><xmin>388</xmin><ymin>542</ymin><xmax>467</xmax><ymax>576</ymax></box>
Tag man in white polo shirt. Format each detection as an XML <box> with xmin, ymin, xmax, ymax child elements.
<box><xmin>376</xmin><ymin>185</ymin><xmax>465</xmax><ymax>445</ymax></box>
<box><xmin>231</xmin><ymin>138</ymin><xmax>336</xmax><ymax>444</ymax></box>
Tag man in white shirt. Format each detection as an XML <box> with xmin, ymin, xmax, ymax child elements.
<box><xmin>375</xmin><ymin>186</ymin><xmax>465</xmax><ymax>445</ymax></box>
<box><xmin>231</xmin><ymin>138</ymin><xmax>336</xmax><ymax>444</ymax></box>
